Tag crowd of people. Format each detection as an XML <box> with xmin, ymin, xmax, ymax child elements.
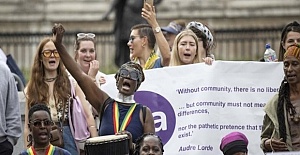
<box><xmin>0</xmin><ymin>1</ymin><xmax>300</xmax><ymax>154</ymax></box>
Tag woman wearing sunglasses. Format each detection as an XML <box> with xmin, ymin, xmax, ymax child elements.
<box><xmin>23</xmin><ymin>37</ymin><xmax>98</xmax><ymax>154</ymax></box>
<box><xmin>20</xmin><ymin>103</ymin><xmax>71</xmax><ymax>155</ymax></box>
<box><xmin>52</xmin><ymin>23</ymin><xmax>155</xmax><ymax>154</ymax></box>
<box><xmin>128</xmin><ymin>3</ymin><xmax>170</xmax><ymax>69</ymax></box>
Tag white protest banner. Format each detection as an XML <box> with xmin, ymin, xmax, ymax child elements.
<box><xmin>266</xmin><ymin>152</ymin><xmax>300</xmax><ymax>155</ymax></box>
<box><xmin>101</xmin><ymin>61</ymin><xmax>284</xmax><ymax>155</ymax></box>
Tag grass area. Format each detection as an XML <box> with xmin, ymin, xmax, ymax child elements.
<box><xmin>100</xmin><ymin>63</ymin><xmax>119</xmax><ymax>75</ymax></box>
<box><xmin>21</xmin><ymin>68</ymin><xmax>31</xmax><ymax>85</ymax></box>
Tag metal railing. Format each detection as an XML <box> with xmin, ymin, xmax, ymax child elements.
<box><xmin>0</xmin><ymin>27</ymin><xmax>282</xmax><ymax>74</ymax></box>
<box><xmin>0</xmin><ymin>32</ymin><xmax>114</xmax><ymax>70</ymax></box>
<box><xmin>214</xmin><ymin>27</ymin><xmax>282</xmax><ymax>61</ymax></box>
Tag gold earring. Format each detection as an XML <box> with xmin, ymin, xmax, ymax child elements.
<box><xmin>27</xmin><ymin>134</ymin><xmax>32</xmax><ymax>142</ymax></box>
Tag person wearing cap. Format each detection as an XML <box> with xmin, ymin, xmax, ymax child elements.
<box><xmin>186</xmin><ymin>21</ymin><xmax>215</xmax><ymax>65</ymax></box>
<box><xmin>161</xmin><ymin>20</ymin><xmax>186</xmax><ymax>51</ymax></box>
<box><xmin>261</xmin><ymin>43</ymin><xmax>300</xmax><ymax>152</ymax></box>
<box><xmin>220</xmin><ymin>132</ymin><xmax>249</xmax><ymax>155</ymax></box>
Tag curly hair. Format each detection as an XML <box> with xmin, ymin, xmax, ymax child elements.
<box><xmin>26</xmin><ymin>37</ymin><xmax>71</xmax><ymax>109</ymax></box>
<box><xmin>134</xmin><ymin>133</ymin><xmax>164</xmax><ymax>155</ymax></box>
<box><xmin>28</xmin><ymin>103</ymin><xmax>51</xmax><ymax>121</ymax></box>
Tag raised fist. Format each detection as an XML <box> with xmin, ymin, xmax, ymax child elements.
<box><xmin>52</xmin><ymin>23</ymin><xmax>65</xmax><ymax>45</ymax></box>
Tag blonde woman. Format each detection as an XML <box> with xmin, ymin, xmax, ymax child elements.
<box><xmin>73</xmin><ymin>33</ymin><xmax>106</xmax><ymax>87</ymax></box>
<box><xmin>169</xmin><ymin>29</ymin><xmax>200</xmax><ymax>66</ymax></box>
<box><xmin>186</xmin><ymin>21</ymin><xmax>215</xmax><ymax>65</ymax></box>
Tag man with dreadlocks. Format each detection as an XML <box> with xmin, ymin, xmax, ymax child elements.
<box><xmin>52</xmin><ymin>23</ymin><xmax>155</xmax><ymax>155</ymax></box>
<box><xmin>261</xmin><ymin>43</ymin><xmax>300</xmax><ymax>152</ymax></box>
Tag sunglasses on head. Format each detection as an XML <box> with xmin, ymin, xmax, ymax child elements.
<box><xmin>119</xmin><ymin>68</ymin><xmax>141</xmax><ymax>81</ymax></box>
<box><xmin>42</xmin><ymin>49</ymin><xmax>60</xmax><ymax>58</ymax></box>
<box><xmin>77</xmin><ymin>33</ymin><xmax>96</xmax><ymax>39</ymax></box>
<box><xmin>30</xmin><ymin>120</ymin><xmax>53</xmax><ymax>127</ymax></box>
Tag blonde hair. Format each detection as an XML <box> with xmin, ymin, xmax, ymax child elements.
<box><xmin>169</xmin><ymin>29</ymin><xmax>200</xmax><ymax>66</ymax></box>
<box><xmin>74</xmin><ymin>37</ymin><xmax>96</xmax><ymax>61</ymax></box>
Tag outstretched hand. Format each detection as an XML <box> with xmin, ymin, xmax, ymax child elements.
<box><xmin>141</xmin><ymin>3</ymin><xmax>157</xmax><ymax>27</ymax></box>
<box><xmin>52</xmin><ymin>23</ymin><xmax>65</xmax><ymax>45</ymax></box>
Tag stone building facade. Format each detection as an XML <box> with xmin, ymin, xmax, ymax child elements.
<box><xmin>0</xmin><ymin>0</ymin><xmax>299</xmax><ymax>33</ymax></box>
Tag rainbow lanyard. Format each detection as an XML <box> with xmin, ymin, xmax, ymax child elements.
<box><xmin>27</xmin><ymin>144</ymin><xmax>55</xmax><ymax>155</ymax></box>
<box><xmin>113</xmin><ymin>102</ymin><xmax>137</xmax><ymax>133</ymax></box>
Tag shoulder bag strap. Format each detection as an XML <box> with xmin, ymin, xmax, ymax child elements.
<box><xmin>60</xmin><ymin>79</ymin><xmax>72</xmax><ymax>125</ymax></box>
<box><xmin>69</xmin><ymin>78</ymin><xmax>76</xmax><ymax>97</ymax></box>
<box><xmin>60</xmin><ymin>96</ymin><xmax>66</xmax><ymax>126</ymax></box>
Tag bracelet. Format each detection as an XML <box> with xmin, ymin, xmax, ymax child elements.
<box><xmin>89</xmin><ymin>125</ymin><xmax>96</xmax><ymax>128</ymax></box>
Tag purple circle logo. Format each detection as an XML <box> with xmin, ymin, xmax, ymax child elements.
<box><xmin>134</xmin><ymin>91</ymin><xmax>176</xmax><ymax>145</ymax></box>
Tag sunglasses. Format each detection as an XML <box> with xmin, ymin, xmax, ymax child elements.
<box><xmin>77</xmin><ymin>33</ymin><xmax>96</xmax><ymax>39</ymax></box>
<box><xmin>42</xmin><ymin>49</ymin><xmax>60</xmax><ymax>58</ymax></box>
<box><xmin>30</xmin><ymin>120</ymin><xmax>53</xmax><ymax>127</ymax></box>
<box><xmin>119</xmin><ymin>68</ymin><xmax>141</xmax><ymax>81</ymax></box>
<box><xmin>129</xmin><ymin>35</ymin><xmax>141</xmax><ymax>43</ymax></box>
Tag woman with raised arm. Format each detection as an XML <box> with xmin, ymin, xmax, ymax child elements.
<box><xmin>52</xmin><ymin>23</ymin><xmax>155</xmax><ymax>154</ymax></box>
<box><xmin>128</xmin><ymin>3</ymin><xmax>170</xmax><ymax>69</ymax></box>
